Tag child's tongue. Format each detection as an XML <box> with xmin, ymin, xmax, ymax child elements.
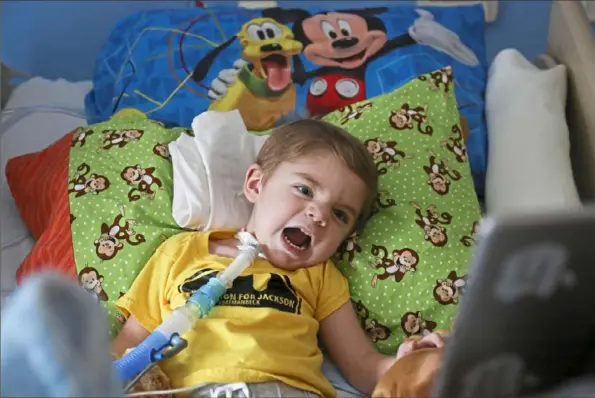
<box><xmin>284</xmin><ymin>227</ymin><xmax>309</xmax><ymax>247</ymax></box>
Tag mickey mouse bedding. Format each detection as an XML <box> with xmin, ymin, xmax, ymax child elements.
<box><xmin>85</xmin><ymin>4</ymin><xmax>488</xmax><ymax>195</ymax></box>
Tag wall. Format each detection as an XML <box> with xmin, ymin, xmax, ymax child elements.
<box><xmin>2</xmin><ymin>0</ymin><xmax>556</xmax><ymax>81</ymax></box>
<box><xmin>485</xmin><ymin>0</ymin><xmax>552</xmax><ymax>64</ymax></box>
<box><xmin>1</xmin><ymin>1</ymin><xmax>194</xmax><ymax>81</ymax></box>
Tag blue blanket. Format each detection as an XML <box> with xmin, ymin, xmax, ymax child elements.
<box><xmin>85</xmin><ymin>4</ymin><xmax>488</xmax><ymax>195</ymax></box>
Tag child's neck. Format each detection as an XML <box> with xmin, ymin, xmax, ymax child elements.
<box><xmin>208</xmin><ymin>237</ymin><xmax>240</xmax><ymax>258</ymax></box>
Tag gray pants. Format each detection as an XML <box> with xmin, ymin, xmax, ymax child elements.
<box><xmin>191</xmin><ymin>382</ymin><xmax>320</xmax><ymax>398</ymax></box>
<box><xmin>190</xmin><ymin>355</ymin><xmax>366</xmax><ymax>398</ymax></box>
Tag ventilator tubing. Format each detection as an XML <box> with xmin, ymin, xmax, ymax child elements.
<box><xmin>113</xmin><ymin>232</ymin><xmax>260</xmax><ymax>383</ymax></box>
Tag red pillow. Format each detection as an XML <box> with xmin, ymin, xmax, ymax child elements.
<box><xmin>6</xmin><ymin>130</ymin><xmax>77</xmax><ymax>283</ymax></box>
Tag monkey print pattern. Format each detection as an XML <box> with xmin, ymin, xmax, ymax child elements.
<box><xmin>364</xmin><ymin>138</ymin><xmax>409</xmax><ymax>175</ymax></box>
<box><xmin>78</xmin><ymin>266</ymin><xmax>108</xmax><ymax>302</ymax></box>
<box><xmin>460</xmin><ymin>221</ymin><xmax>480</xmax><ymax>247</ymax></box>
<box><xmin>115</xmin><ymin>292</ymin><xmax>127</xmax><ymax>323</ymax></box>
<box><xmin>159</xmin><ymin>234</ymin><xmax>170</xmax><ymax>242</ymax></box>
<box><xmin>369</xmin><ymin>245</ymin><xmax>420</xmax><ymax>287</ymax></box>
<box><xmin>388</xmin><ymin>103</ymin><xmax>433</xmax><ymax>135</ymax></box>
<box><xmin>423</xmin><ymin>151</ymin><xmax>462</xmax><ymax>195</ymax></box>
<box><xmin>71</xmin><ymin>128</ymin><xmax>94</xmax><ymax>148</ymax></box>
<box><xmin>353</xmin><ymin>300</ymin><xmax>391</xmax><ymax>343</ymax></box>
<box><xmin>68</xmin><ymin>163</ymin><xmax>111</xmax><ymax>198</ymax></box>
<box><xmin>150</xmin><ymin>120</ymin><xmax>166</xmax><ymax>128</ymax></box>
<box><xmin>153</xmin><ymin>143</ymin><xmax>172</xmax><ymax>162</ymax></box>
<box><xmin>433</xmin><ymin>270</ymin><xmax>467</xmax><ymax>305</ymax></box>
<box><xmin>418</xmin><ymin>67</ymin><xmax>454</xmax><ymax>93</ymax></box>
<box><xmin>335</xmin><ymin>232</ymin><xmax>361</xmax><ymax>268</ymax></box>
<box><xmin>369</xmin><ymin>190</ymin><xmax>398</xmax><ymax>219</ymax></box>
<box><xmin>120</xmin><ymin>164</ymin><xmax>165</xmax><ymax>201</ymax></box>
<box><xmin>441</xmin><ymin>124</ymin><xmax>467</xmax><ymax>163</ymax></box>
<box><xmin>401</xmin><ymin>311</ymin><xmax>437</xmax><ymax>337</ymax></box>
<box><xmin>94</xmin><ymin>203</ymin><xmax>146</xmax><ymax>261</ymax></box>
<box><xmin>115</xmin><ymin>311</ymin><xmax>127</xmax><ymax>324</ymax></box>
<box><xmin>411</xmin><ymin>202</ymin><xmax>452</xmax><ymax>247</ymax></box>
<box><xmin>102</xmin><ymin>129</ymin><xmax>144</xmax><ymax>150</ymax></box>
<box><xmin>339</xmin><ymin>102</ymin><xmax>373</xmax><ymax>125</ymax></box>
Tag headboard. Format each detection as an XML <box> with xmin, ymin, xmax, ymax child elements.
<box><xmin>543</xmin><ymin>0</ymin><xmax>595</xmax><ymax>202</ymax></box>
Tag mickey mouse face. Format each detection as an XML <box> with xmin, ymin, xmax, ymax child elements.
<box><xmin>301</xmin><ymin>12</ymin><xmax>387</xmax><ymax>69</ymax></box>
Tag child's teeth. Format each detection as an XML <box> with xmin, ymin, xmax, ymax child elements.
<box><xmin>283</xmin><ymin>234</ymin><xmax>305</xmax><ymax>251</ymax></box>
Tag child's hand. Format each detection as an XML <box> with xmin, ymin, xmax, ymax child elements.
<box><xmin>374</xmin><ymin>331</ymin><xmax>449</xmax><ymax>398</ymax></box>
<box><xmin>396</xmin><ymin>331</ymin><xmax>448</xmax><ymax>361</ymax></box>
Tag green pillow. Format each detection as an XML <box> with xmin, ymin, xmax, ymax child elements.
<box><xmin>324</xmin><ymin>67</ymin><xmax>481</xmax><ymax>355</ymax></box>
<box><xmin>69</xmin><ymin>67</ymin><xmax>479</xmax><ymax>345</ymax></box>
<box><xmin>68</xmin><ymin>116</ymin><xmax>189</xmax><ymax>335</ymax></box>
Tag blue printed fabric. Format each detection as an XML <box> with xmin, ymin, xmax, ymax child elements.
<box><xmin>85</xmin><ymin>4</ymin><xmax>488</xmax><ymax>195</ymax></box>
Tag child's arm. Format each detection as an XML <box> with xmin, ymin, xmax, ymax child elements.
<box><xmin>319</xmin><ymin>302</ymin><xmax>446</xmax><ymax>395</ymax></box>
<box><xmin>110</xmin><ymin>235</ymin><xmax>186</xmax><ymax>358</ymax></box>
<box><xmin>319</xmin><ymin>302</ymin><xmax>396</xmax><ymax>394</ymax></box>
<box><xmin>111</xmin><ymin>316</ymin><xmax>150</xmax><ymax>358</ymax></box>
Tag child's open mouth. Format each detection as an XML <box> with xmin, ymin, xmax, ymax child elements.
<box><xmin>282</xmin><ymin>227</ymin><xmax>312</xmax><ymax>252</ymax></box>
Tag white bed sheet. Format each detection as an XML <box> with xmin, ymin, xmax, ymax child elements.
<box><xmin>1</xmin><ymin>77</ymin><xmax>92</xmax><ymax>310</ymax></box>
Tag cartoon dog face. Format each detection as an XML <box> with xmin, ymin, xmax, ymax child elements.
<box><xmin>237</xmin><ymin>17</ymin><xmax>303</xmax><ymax>85</ymax></box>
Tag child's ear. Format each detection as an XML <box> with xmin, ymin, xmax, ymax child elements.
<box><xmin>243</xmin><ymin>164</ymin><xmax>264</xmax><ymax>203</ymax></box>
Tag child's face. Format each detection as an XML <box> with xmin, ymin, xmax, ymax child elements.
<box><xmin>244</xmin><ymin>152</ymin><xmax>368</xmax><ymax>270</ymax></box>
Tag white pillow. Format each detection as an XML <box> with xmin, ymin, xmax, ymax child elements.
<box><xmin>484</xmin><ymin>49</ymin><xmax>581</xmax><ymax>216</ymax></box>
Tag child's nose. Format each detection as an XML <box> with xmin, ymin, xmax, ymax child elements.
<box><xmin>306</xmin><ymin>203</ymin><xmax>329</xmax><ymax>227</ymax></box>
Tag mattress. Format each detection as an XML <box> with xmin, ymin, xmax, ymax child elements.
<box><xmin>0</xmin><ymin>77</ymin><xmax>92</xmax><ymax>310</ymax></box>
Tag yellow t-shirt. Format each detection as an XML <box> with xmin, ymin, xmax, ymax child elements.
<box><xmin>115</xmin><ymin>230</ymin><xmax>350</xmax><ymax>397</ymax></box>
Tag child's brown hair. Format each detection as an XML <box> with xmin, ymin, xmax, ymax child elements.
<box><xmin>256</xmin><ymin>119</ymin><xmax>378</xmax><ymax>231</ymax></box>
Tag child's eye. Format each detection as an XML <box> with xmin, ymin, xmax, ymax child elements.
<box><xmin>294</xmin><ymin>184</ymin><xmax>313</xmax><ymax>197</ymax></box>
<box><xmin>333</xmin><ymin>209</ymin><xmax>349</xmax><ymax>224</ymax></box>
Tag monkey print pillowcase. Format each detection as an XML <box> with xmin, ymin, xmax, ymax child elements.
<box><xmin>323</xmin><ymin>67</ymin><xmax>482</xmax><ymax>355</ymax></box>
<box><xmin>68</xmin><ymin>116</ymin><xmax>191</xmax><ymax>335</ymax></box>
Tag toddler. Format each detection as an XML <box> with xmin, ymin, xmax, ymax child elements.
<box><xmin>113</xmin><ymin>119</ymin><xmax>445</xmax><ymax>397</ymax></box>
